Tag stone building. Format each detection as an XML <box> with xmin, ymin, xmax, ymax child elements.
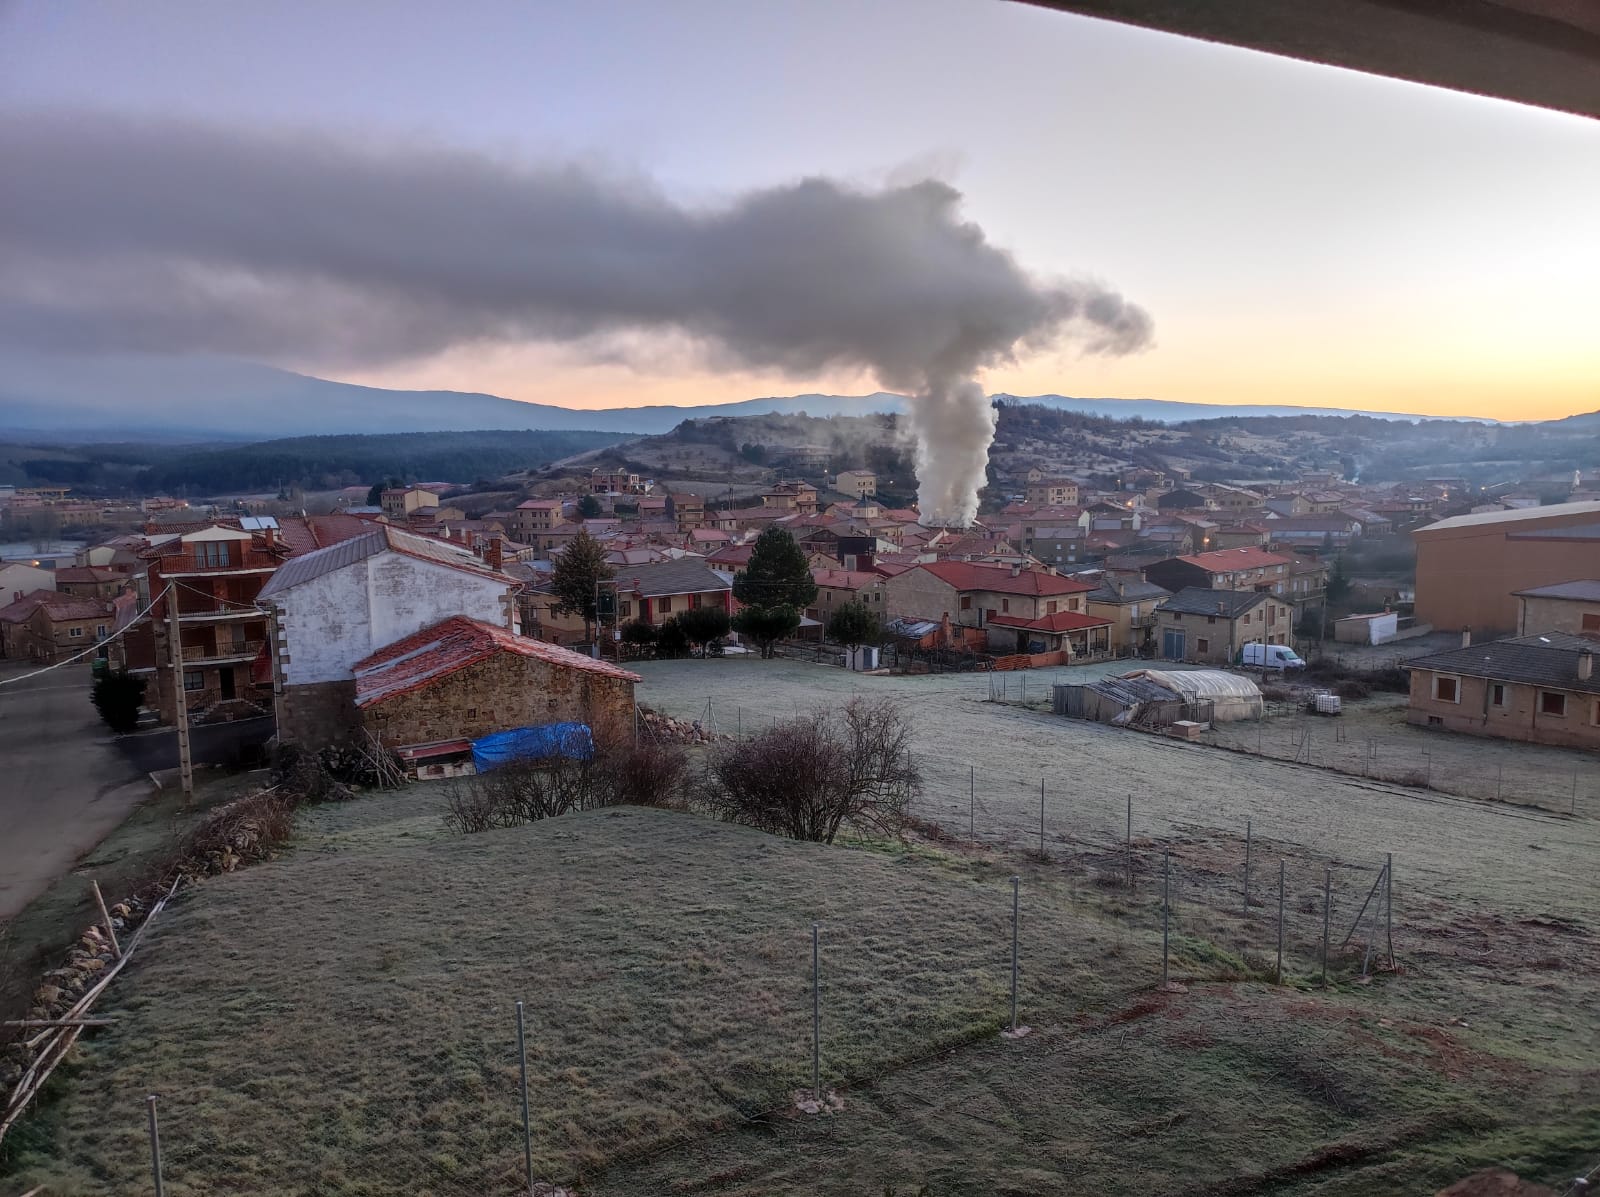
<box><xmin>354</xmin><ymin>615</ymin><xmax>640</xmax><ymax>750</ymax></box>
<box><xmin>258</xmin><ymin>525</ymin><xmax>517</xmax><ymax>748</ymax></box>
<box><xmin>1152</xmin><ymin>587</ymin><xmax>1294</xmax><ymax>664</ymax></box>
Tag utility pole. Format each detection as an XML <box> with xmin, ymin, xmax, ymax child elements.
<box><xmin>166</xmin><ymin>582</ymin><xmax>193</xmax><ymax>801</ymax></box>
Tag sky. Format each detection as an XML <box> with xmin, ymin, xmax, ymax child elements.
<box><xmin>1</xmin><ymin>0</ymin><xmax>1597</xmax><ymax>421</ymax></box>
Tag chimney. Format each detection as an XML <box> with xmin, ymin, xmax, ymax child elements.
<box><xmin>1461</xmin><ymin>626</ymin><xmax>1472</xmax><ymax>648</ymax></box>
<box><xmin>262</xmin><ymin>525</ymin><xmax>276</xmax><ymax>548</ymax></box>
<box><xmin>485</xmin><ymin>538</ymin><xmax>504</xmax><ymax>571</ymax></box>
<box><xmin>1580</xmin><ymin>649</ymin><xmax>1593</xmax><ymax>682</ymax></box>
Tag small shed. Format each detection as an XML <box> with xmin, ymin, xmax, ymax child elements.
<box><xmin>1334</xmin><ymin>611</ymin><xmax>1399</xmax><ymax>645</ymax></box>
<box><xmin>1054</xmin><ymin>675</ymin><xmax>1187</xmax><ymax>728</ymax></box>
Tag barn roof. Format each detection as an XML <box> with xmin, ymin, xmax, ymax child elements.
<box><xmin>353</xmin><ymin>615</ymin><xmax>640</xmax><ymax>707</ymax></box>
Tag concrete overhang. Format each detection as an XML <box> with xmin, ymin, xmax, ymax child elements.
<box><xmin>1021</xmin><ymin>1</ymin><xmax>1600</xmax><ymax>120</ymax></box>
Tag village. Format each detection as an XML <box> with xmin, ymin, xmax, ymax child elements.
<box><xmin>6</xmin><ymin>443</ymin><xmax>1600</xmax><ymax>772</ymax></box>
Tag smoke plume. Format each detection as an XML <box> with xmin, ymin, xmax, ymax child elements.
<box><xmin>0</xmin><ymin>112</ymin><xmax>1152</xmax><ymax>524</ymax></box>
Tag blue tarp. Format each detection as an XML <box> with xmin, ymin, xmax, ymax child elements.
<box><xmin>470</xmin><ymin>722</ymin><xmax>595</xmax><ymax>772</ymax></box>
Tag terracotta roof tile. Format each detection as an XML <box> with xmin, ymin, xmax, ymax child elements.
<box><xmin>353</xmin><ymin>615</ymin><xmax>640</xmax><ymax>707</ymax></box>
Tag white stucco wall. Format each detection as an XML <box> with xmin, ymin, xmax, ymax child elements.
<box><xmin>269</xmin><ymin>551</ymin><xmax>510</xmax><ymax>685</ymax></box>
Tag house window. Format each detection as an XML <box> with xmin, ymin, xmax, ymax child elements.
<box><xmin>1433</xmin><ymin>675</ymin><xmax>1460</xmax><ymax>703</ymax></box>
<box><xmin>96</xmin><ymin>624</ymin><xmax>107</xmax><ymax>637</ymax></box>
<box><xmin>1540</xmin><ymin>691</ymin><xmax>1567</xmax><ymax>718</ymax></box>
<box><xmin>960</xmin><ymin>596</ymin><xmax>972</xmax><ymax>611</ymax></box>
<box><xmin>69</xmin><ymin>626</ymin><xmax>84</xmax><ymax>638</ymax></box>
<box><xmin>1490</xmin><ymin>683</ymin><xmax>1507</xmax><ymax>708</ymax></box>
<box><xmin>1046</xmin><ymin>600</ymin><xmax>1058</xmax><ymax>615</ymax></box>
<box><xmin>1207</xmin><ymin>615</ymin><xmax>1217</xmax><ymax>625</ymax></box>
<box><xmin>690</xmin><ymin>593</ymin><xmax>703</xmax><ymax>609</ymax></box>
<box><xmin>198</xmin><ymin>541</ymin><xmax>231</xmax><ymax>568</ymax></box>
<box><xmin>1584</xmin><ymin>613</ymin><xmax>1600</xmax><ymax>633</ymax></box>
<box><xmin>183</xmin><ymin>670</ymin><xmax>204</xmax><ymax>691</ymax></box>
<box><xmin>1001</xmin><ymin>598</ymin><xmax>1010</xmax><ymax>613</ymax></box>
<box><xmin>657</xmin><ymin>596</ymin><xmax>672</xmax><ymax>614</ymax></box>
<box><xmin>620</xmin><ymin>601</ymin><xmax>632</xmax><ymax>618</ymax></box>
<box><xmin>1197</xmin><ymin>638</ymin><xmax>1210</xmax><ymax>655</ymax></box>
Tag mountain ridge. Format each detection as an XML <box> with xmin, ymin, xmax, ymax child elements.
<box><xmin>0</xmin><ymin>351</ymin><xmax>1517</xmax><ymax>443</ymax></box>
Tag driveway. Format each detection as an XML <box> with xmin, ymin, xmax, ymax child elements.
<box><xmin>0</xmin><ymin>662</ymin><xmax>152</xmax><ymax>923</ymax></box>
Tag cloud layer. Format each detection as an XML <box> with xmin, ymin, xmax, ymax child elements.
<box><xmin>0</xmin><ymin>112</ymin><xmax>1153</xmax><ymax>521</ymax></box>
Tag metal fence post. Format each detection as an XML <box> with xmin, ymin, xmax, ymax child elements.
<box><xmin>515</xmin><ymin>1001</ymin><xmax>533</xmax><ymax>1196</ymax></box>
<box><xmin>1275</xmin><ymin>861</ymin><xmax>1285</xmax><ymax>985</ymax></box>
<box><xmin>811</xmin><ymin>922</ymin><xmax>821</xmax><ymax>1100</ymax></box>
<box><xmin>1161</xmin><ymin>850</ymin><xmax>1171</xmax><ymax>987</ymax></box>
<box><xmin>1038</xmin><ymin>778</ymin><xmax>1045</xmax><ymax>857</ymax></box>
<box><xmin>1321</xmin><ymin>866</ymin><xmax>1332</xmax><ymax>987</ymax></box>
<box><xmin>1009</xmin><ymin>876</ymin><xmax>1020</xmax><ymax>1032</ymax></box>
<box><xmin>1243</xmin><ymin>819</ymin><xmax>1252</xmax><ymax>915</ymax></box>
<box><xmin>969</xmin><ymin>765</ymin><xmax>976</xmax><ymax>841</ymax></box>
<box><xmin>1385</xmin><ymin>853</ymin><xmax>1395</xmax><ymax>969</ymax></box>
<box><xmin>1125</xmin><ymin>794</ymin><xmax>1133</xmax><ymax>890</ymax></box>
<box><xmin>146</xmin><ymin>1094</ymin><xmax>165</xmax><ymax>1197</ymax></box>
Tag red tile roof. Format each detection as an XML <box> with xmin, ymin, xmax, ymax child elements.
<box><xmin>812</xmin><ymin>568</ymin><xmax>882</xmax><ymax>590</ymax></box>
<box><xmin>353</xmin><ymin>615</ymin><xmax>641</xmax><ymax>707</ymax></box>
<box><xmin>52</xmin><ymin>566</ymin><xmax>126</xmax><ymax>584</ymax></box>
<box><xmin>0</xmin><ymin>589</ymin><xmax>111</xmax><ymax>624</ymax></box>
<box><xmin>987</xmin><ymin>609</ymin><xmax>1112</xmax><ymax>634</ymax></box>
<box><xmin>1175</xmin><ymin>547</ymin><xmax>1291</xmax><ymax>571</ymax></box>
<box><xmin>915</xmin><ymin>561</ymin><xmax>1094</xmax><ymax>597</ymax></box>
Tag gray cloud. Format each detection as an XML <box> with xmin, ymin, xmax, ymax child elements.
<box><xmin>0</xmin><ymin>112</ymin><xmax>1153</xmax><ymax>523</ymax></box>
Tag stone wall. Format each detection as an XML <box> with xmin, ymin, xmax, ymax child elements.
<box><xmin>278</xmin><ymin>679</ymin><xmax>362</xmax><ymax>750</ymax></box>
<box><xmin>362</xmin><ymin>651</ymin><xmax>636</xmax><ymax>748</ymax></box>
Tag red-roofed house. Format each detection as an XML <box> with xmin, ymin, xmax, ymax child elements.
<box><xmin>1144</xmin><ymin>547</ymin><xmax>1293</xmax><ymax>596</ymax></box>
<box><xmin>807</xmin><ymin>567</ymin><xmax>887</xmax><ymax>622</ymax></box>
<box><xmin>52</xmin><ymin>566</ymin><xmax>128</xmax><ymax>600</ymax></box>
<box><xmin>0</xmin><ymin>589</ymin><xmax>115</xmax><ymax>662</ymax></box>
<box><xmin>883</xmin><ymin>561</ymin><xmax>1096</xmax><ymax>632</ymax></box>
<box><xmin>353</xmin><ymin>615</ymin><xmax>640</xmax><ymax>751</ymax></box>
<box><xmin>986</xmin><ymin>608</ymin><xmax>1113</xmax><ymax>658</ymax></box>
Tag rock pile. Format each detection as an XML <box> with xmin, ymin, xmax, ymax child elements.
<box><xmin>638</xmin><ymin>707</ymin><xmax>733</xmax><ymax>745</ymax></box>
<box><xmin>0</xmin><ymin>896</ymin><xmax>145</xmax><ymax>1095</ymax></box>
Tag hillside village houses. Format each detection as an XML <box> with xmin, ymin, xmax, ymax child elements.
<box><xmin>31</xmin><ymin>446</ymin><xmax>1597</xmax><ymax>766</ymax></box>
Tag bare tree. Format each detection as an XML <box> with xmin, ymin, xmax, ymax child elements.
<box><xmin>702</xmin><ymin>697</ymin><xmax>918</xmax><ymax>843</ymax></box>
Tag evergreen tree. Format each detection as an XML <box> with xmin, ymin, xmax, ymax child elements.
<box><xmin>550</xmin><ymin>530</ymin><xmax>615</xmax><ymax>640</ymax></box>
<box><xmin>91</xmin><ymin>669</ymin><xmax>147</xmax><ymax>734</ymax></box>
<box><xmin>733</xmin><ymin>527</ymin><xmax>817</xmax><ymax>610</ymax></box>
<box><xmin>826</xmin><ymin>600</ymin><xmax>882</xmax><ymax>658</ymax></box>
<box><xmin>732</xmin><ymin>604</ymin><xmax>802</xmax><ymax>659</ymax></box>
<box><xmin>577</xmin><ymin>494</ymin><xmax>602</xmax><ymax>519</ymax></box>
<box><xmin>675</xmin><ymin>606</ymin><xmax>732</xmax><ymax>656</ymax></box>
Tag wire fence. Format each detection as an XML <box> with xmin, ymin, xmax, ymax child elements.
<box><xmin>1201</xmin><ymin>709</ymin><xmax>1597</xmax><ymax>818</ymax></box>
<box><xmin>50</xmin><ymin>743</ymin><xmax>1406</xmax><ymax>1197</ymax></box>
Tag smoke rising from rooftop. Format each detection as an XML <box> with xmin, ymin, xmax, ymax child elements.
<box><xmin>0</xmin><ymin>112</ymin><xmax>1153</xmax><ymax>524</ymax></box>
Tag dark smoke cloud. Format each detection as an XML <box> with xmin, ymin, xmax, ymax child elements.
<box><xmin>0</xmin><ymin>112</ymin><xmax>1153</xmax><ymax>522</ymax></box>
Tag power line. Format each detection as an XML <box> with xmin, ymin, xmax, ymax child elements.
<box><xmin>0</xmin><ymin>591</ymin><xmax>162</xmax><ymax>688</ymax></box>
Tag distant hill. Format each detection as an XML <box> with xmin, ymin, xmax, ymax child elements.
<box><xmin>0</xmin><ymin>350</ymin><xmax>1497</xmax><ymax>443</ymax></box>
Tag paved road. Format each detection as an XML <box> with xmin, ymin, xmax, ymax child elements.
<box><xmin>0</xmin><ymin>662</ymin><xmax>151</xmax><ymax>923</ymax></box>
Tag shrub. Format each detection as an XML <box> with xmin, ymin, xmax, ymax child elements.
<box><xmin>655</xmin><ymin>618</ymin><xmax>690</xmax><ymax>658</ymax></box>
<box><xmin>731</xmin><ymin>604</ymin><xmax>801</xmax><ymax>658</ymax></box>
<box><xmin>701</xmin><ymin>697</ymin><xmax>919</xmax><ymax>843</ymax></box>
<box><xmin>1335</xmin><ymin>679</ymin><xmax>1371</xmax><ymax>700</ymax></box>
<box><xmin>90</xmin><ymin>668</ymin><xmax>147</xmax><ymax>734</ymax></box>
<box><xmin>673</xmin><ymin>606</ymin><xmax>732</xmax><ymax>656</ymax></box>
<box><xmin>444</xmin><ymin>738</ymin><xmax>689</xmax><ymax>834</ymax></box>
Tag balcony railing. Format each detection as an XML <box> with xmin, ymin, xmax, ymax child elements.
<box><xmin>181</xmin><ymin>640</ymin><xmax>263</xmax><ymax>662</ymax></box>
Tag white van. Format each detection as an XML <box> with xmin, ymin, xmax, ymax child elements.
<box><xmin>1241</xmin><ymin>642</ymin><xmax>1306</xmax><ymax>671</ymax></box>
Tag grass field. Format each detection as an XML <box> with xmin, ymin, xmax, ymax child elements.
<box><xmin>4</xmin><ymin>659</ymin><xmax>1597</xmax><ymax>1195</ymax></box>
